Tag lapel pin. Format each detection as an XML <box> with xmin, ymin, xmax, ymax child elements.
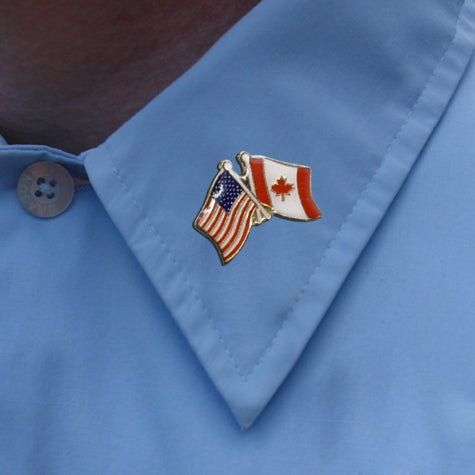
<box><xmin>194</xmin><ymin>152</ymin><xmax>322</xmax><ymax>265</ymax></box>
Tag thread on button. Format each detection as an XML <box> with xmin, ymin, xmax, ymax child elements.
<box><xmin>36</xmin><ymin>178</ymin><xmax>57</xmax><ymax>198</ymax></box>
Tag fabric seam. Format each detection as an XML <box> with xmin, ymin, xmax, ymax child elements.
<box><xmin>105</xmin><ymin>141</ymin><xmax>248</xmax><ymax>379</ymax></box>
<box><xmin>248</xmin><ymin>1</ymin><xmax>468</xmax><ymax>376</ymax></box>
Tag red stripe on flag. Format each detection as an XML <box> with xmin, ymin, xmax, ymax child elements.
<box><xmin>206</xmin><ymin>207</ymin><xmax>224</xmax><ymax>233</ymax></box>
<box><xmin>210</xmin><ymin>207</ymin><xmax>230</xmax><ymax>240</ymax></box>
<box><xmin>250</xmin><ymin>158</ymin><xmax>272</xmax><ymax>207</ymax></box>
<box><xmin>198</xmin><ymin>199</ymin><xmax>217</xmax><ymax>228</ymax></box>
<box><xmin>297</xmin><ymin>167</ymin><xmax>322</xmax><ymax>220</ymax></box>
<box><xmin>202</xmin><ymin>203</ymin><xmax>221</xmax><ymax>232</ymax></box>
<box><xmin>221</xmin><ymin>199</ymin><xmax>255</xmax><ymax>255</ymax></box>
<box><xmin>217</xmin><ymin>194</ymin><xmax>247</xmax><ymax>245</ymax></box>
<box><xmin>223</xmin><ymin>204</ymin><xmax>256</xmax><ymax>262</ymax></box>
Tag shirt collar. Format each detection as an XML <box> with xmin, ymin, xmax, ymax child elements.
<box><xmin>82</xmin><ymin>0</ymin><xmax>475</xmax><ymax>428</ymax></box>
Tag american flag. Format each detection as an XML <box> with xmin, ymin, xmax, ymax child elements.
<box><xmin>195</xmin><ymin>170</ymin><xmax>256</xmax><ymax>264</ymax></box>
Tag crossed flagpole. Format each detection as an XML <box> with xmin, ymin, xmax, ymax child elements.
<box><xmin>220</xmin><ymin>154</ymin><xmax>273</xmax><ymax>225</ymax></box>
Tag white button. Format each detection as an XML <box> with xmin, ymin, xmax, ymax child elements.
<box><xmin>17</xmin><ymin>161</ymin><xmax>75</xmax><ymax>218</ymax></box>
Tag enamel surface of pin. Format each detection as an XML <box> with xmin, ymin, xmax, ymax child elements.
<box><xmin>194</xmin><ymin>152</ymin><xmax>321</xmax><ymax>264</ymax></box>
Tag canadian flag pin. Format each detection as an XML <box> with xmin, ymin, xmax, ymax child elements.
<box><xmin>194</xmin><ymin>152</ymin><xmax>322</xmax><ymax>265</ymax></box>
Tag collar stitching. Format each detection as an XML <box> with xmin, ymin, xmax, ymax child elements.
<box><xmin>248</xmin><ymin>0</ymin><xmax>468</xmax><ymax>376</ymax></box>
<box><xmin>99</xmin><ymin>0</ymin><xmax>468</xmax><ymax>384</ymax></box>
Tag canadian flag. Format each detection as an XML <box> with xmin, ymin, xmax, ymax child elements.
<box><xmin>238</xmin><ymin>152</ymin><xmax>322</xmax><ymax>222</ymax></box>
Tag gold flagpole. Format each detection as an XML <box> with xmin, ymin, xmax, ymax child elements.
<box><xmin>219</xmin><ymin>160</ymin><xmax>273</xmax><ymax>224</ymax></box>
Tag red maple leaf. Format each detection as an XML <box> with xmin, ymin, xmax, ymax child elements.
<box><xmin>271</xmin><ymin>176</ymin><xmax>294</xmax><ymax>201</ymax></box>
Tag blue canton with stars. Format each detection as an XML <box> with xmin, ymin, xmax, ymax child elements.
<box><xmin>211</xmin><ymin>171</ymin><xmax>243</xmax><ymax>213</ymax></box>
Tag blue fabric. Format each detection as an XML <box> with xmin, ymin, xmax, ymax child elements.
<box><xmin>1</xmin><ymin>0</ymin><xmax>475</xmax><ymax>472</ymax></box>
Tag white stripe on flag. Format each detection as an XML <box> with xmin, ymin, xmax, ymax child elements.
<box><xmin>219</xmin><ymin>195</ymin><xmax>250</xmax><ymax>248</ymax></box>
<box><xmin>207</xmin><ymin>207</ymin><xmax>226</xmax><ymax>234</ymax></box>
<box><xmin>222</xmin><ymin>201</ymin><xmax>255</xmax><ymax>260</ymax></box>
<box><xmin>201</xmin><ymin>201</ymin><xmax>220</xmax><ymax>232</ymax></box>
<box><xmin>220</xmin><ymin>198</ymin><xmax>254</xmax><ymax>249</ymax></box>
<box><xmin>215</xmin><ymin>193</ymin><xmax>246</xmax><ymax>243</ymax></box>
<box><xmin>196</xmin><ymin>190</ymin><xmax>256</xmax><ymax>263</ymax></box>
<box><xmin>197</xmin><ymin>199</ymin><xmax>216</xmax><ymax>228</ymax></box>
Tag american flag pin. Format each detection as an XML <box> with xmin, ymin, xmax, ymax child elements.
<box><xmin>194</xmin><ymin>152</ymin><xmax>322</xmax><ymax>265</ymax></box>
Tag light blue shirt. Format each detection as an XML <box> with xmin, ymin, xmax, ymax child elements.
<box><xmin>1</xmin><ymin>0</ymin><xmax>475</xmax><ymax>472</ymax></box>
